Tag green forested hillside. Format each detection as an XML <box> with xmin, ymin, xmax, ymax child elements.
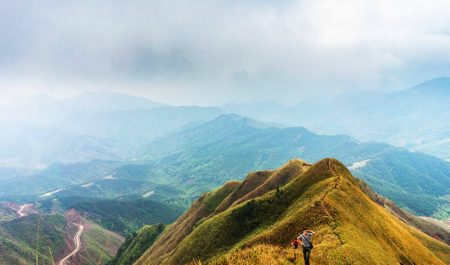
<box><xmin>2</xmin><ymin>114</ymin><xmax>448</xmax><ymax>219</ymax></box>
<box><xmin>0</xmin><ymin>214</ymin><xmax>124</xmax><ymax>265</ymax></box>
<box><xmin>117</xmin><ymin>114</ymin><xmax>450</xmax><ymax>217</ymax></box>
<box><xmin>0</xmin><ymin>160</ymin><xmax>121</xmax><ymax>200</ymax></box>
<box><xmin>0</xmin><ymin>215</ymin><xmax>65</xmax><ymax>265</ymax></box>
<box><xmin>67</xmin><ymin>199</ymin><xmax>183</xmax><ymax>235</ymax></box>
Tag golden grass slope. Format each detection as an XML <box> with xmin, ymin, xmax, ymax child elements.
<box><xmin>134</xmin><ymin>181</ymin><xmax>240</xmax><ymax>264</ymax></box>
<box><xmin>358</xmin><ymin>179</ymin><xmax>450</xmax><ymax>244</ymax></box>
<box><xmin>135</xmin><ymin>158</ymin><xmax>450</xmax><ymax>265</ymax></box>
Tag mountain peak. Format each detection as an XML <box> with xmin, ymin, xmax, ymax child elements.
<box><xmin>210</xmin><ymin>114</ymin><xmax>275</xmax><ymax>129</ymax></box>
<box><xmin>67</xmin><ymin>90</ymin><xmax>165</xmax><ymax>111</ymax></box>
<box><xmin>411</xmin><ymin>77</ymin><xmax>450</xmax><ymax>95</ymax></box>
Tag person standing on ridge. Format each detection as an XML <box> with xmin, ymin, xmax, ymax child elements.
<box><xmin>298</xmin><ymin>228</ymin><xmax>315</xmax><ymax>265</ymax></box>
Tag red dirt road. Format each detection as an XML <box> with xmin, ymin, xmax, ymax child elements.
<box><xmin>58</xmin><ymin>223</ymin><xmax>84</xmax><ymax>265</ymax></box>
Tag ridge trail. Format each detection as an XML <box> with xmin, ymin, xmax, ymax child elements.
<box><xmin>319</xmin><ymin>159</ymin><xmax>344</xmax><ymax>245</ymax></box>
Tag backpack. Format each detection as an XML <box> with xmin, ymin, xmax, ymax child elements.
<box><xmin>291</xmin><ymin>239</ymin><xmax>300</xmax><ymax>249</ymax></box>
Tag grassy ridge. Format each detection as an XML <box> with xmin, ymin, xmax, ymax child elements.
<box><xmin>134</xmin><ymin>182</ymin><xmax>240</xmax><ymax>264</ymax></box>
<box><xmin>134</xmin><ymin>158</ymin><xmax>450</xmax><ymax>265</ymax></box>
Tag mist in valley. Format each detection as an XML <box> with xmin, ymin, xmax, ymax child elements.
<box><xmin>0</xmin><ymin>1</ymin><xmax>449</xmax><ymax>265</ymax></box>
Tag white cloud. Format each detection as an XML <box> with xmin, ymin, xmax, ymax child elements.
<box><xmin>0</xmin><ymin>0</ymin><xmax>449</xmax><ymax>105</ymax></box>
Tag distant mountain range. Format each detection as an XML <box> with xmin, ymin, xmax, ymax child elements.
<box><xmin>0</xmin><ymin>122</ymin><xmax>119</xmax><ymax>168</ymax></box>
<box><xmin>130</xmin><ymin>114</ymin><xmax>449</xmax><ymax>217</ymax></box>
<box><xmin>0</xmin><ymin>91</ymin><xmax>223</xmax><ymax>168</ymax></box>
<box><xmin>0</xmin><ymin>78</ymin><xmax>448</xmax><ymax>217</ymax></box>
<box><xmin>0</xmin><ymin>90</ymin><xmax>164</xmax><ymax>124</ymax></box>
<box><xmin>1</xmin><ymin>77</ymin><xmax>448</xmax><ymax>169</ymax></box>
<box><xmin>0</xmin><ymin>77</ymin><xmax>448</xmax><ymax>170</ymax></box>
<box><xmin>6</xmin><ymin>114</ymin><xmax>448</xmax><ymax>219</ymax></box>
<box><xmin>223</xmin><ymin>77</ymin><xmax>450</xmax><ymax>161</ymax></box>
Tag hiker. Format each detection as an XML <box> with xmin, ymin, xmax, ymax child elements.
<box><xmin>298</xmin><ymin>228</ymin><xmax>315</xmax><ymax>265</ymax></box>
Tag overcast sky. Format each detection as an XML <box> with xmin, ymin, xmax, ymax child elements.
<box><xmin>0</xmin><ymin>0</ymin><xmax>449</xmax><ymax>105</ymax></box>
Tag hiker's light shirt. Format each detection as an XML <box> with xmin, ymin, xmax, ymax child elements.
<box><xmin>297</xmin><ymin>232</ymin><xmax>313</xmax><ymax>248</ymax></box>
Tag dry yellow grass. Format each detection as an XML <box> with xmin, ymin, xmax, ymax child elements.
<box><xmin>135</xmin><ymin>158</ymin><xmax>450</xmax><ymax>265</ymax></box>
<box><xmin>134</xmin><ymin>182</ymin><xmax>239</xmax><ymax>265</ymax></box>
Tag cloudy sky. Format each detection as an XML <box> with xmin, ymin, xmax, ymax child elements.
<box><xmin>1</xmin><ymin>0</ymin><xmax>449</xmax><ymax>105</ymax></box>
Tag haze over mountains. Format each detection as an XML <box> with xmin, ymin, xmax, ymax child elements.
<box><xmin>1</xmin><ymin>112</ymin><xmax>449</xmax><ymax>218</ymax></box>
<box><xmin>1</xmin><ymin>77</ymin><xmax>448</xmax><ymax>170</ymax></box>
<box><xmin>0</xmin><ymin>78</ymin><xmax>449</xmax><ymax>216</ymax></box>
<box><xmin>224</xmin><ymin>77</ymin><xmax>450</xmax><ymax>161</ymax></box>
<box><xmin>0</xmin><ymin>92</ymin><xmax>222</xmax><ymax>168</ymax></box>
<box><xmin>0</xmin><ymin>77</ymin><xmax>449</xmax><ymax>264</ymax></box>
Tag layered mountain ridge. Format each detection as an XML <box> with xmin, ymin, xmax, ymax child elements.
<box><xmin>131</xmin><ymin>114</ymin><xmax>450</xmax><ymax>217</ymax></box>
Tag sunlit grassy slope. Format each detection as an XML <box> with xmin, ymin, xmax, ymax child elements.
<box><xmin>134</xmin><ymin>158</ymin><xmax>450</xmax><ymax>265</ymax></box>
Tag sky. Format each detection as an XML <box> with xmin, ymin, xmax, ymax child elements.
<box><xmin>0</xmin><ymin>0</ymin><xmax>449</xmax><ymax>105</ymax></box>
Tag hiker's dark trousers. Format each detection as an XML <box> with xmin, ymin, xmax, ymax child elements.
<box><xmin>302</xmin><ymin>247</ymin><xmax>311</xmax><ymax>265</ymax></box>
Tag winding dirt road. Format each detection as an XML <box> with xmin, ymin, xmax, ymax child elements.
<box><xmin>58</xmin><ymin>223</ymin><xmax>84</xmax><ymax>265</ymax></box>
<box><xmin>17</xmin><ymin>204</ymin><xmax>33</xmax><ymax>217</ymax></box>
